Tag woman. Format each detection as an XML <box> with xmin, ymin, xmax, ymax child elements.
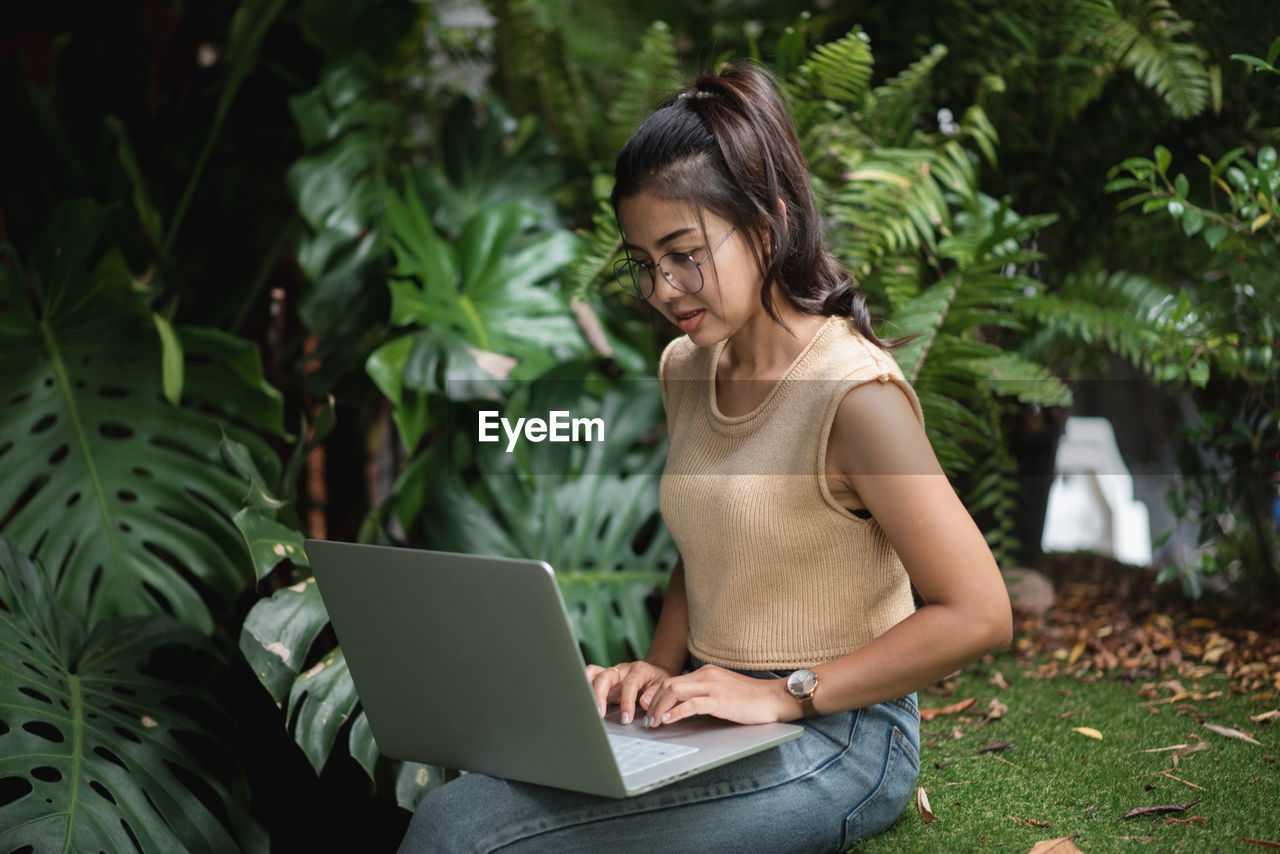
<box><xmin>399</xmin><ymin>63</ymin><xmax>1011</xmax><ymax>853</ymax></box>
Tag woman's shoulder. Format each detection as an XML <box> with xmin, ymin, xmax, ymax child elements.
<box><xmin>812</xmin><ymin>318</ymin><xmax>924</xmax><ymax>428</ymax></box>
<box><xmin>809</xmin><ymin>317</ymin><xmax>908</xmax><ymax>383</ymax></box>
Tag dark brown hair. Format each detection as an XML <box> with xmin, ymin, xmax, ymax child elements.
<box><xmin>611</xmin><ymin>63</ymin><xmax>889</xmax><ymax>348</ymax></box>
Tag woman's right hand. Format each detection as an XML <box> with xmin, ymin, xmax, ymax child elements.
<box><xmin>585</xmin><ymin>660</ymin><xmax>674</xmax><ymax>725</ymax></box>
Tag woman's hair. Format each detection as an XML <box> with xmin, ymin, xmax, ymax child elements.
<box><xmin>611</xmin><ymin>63</ymin><xmax>888</xmax><ymax>348</ymax></box>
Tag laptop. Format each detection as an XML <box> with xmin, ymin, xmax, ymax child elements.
<box><xmin>304</xmin><ymin>540</ymin><xmax>804</xmax><ymax>798</ymax></box>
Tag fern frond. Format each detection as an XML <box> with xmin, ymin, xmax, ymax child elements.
<box><xmin>605</xmin><ymin>21</ymin><xmax>682</xmax><ymax>156</ymax></box>
<box><xmin>970</xmin><ymin>349</ymin><xmax>1074</xmax><ymax>407</ymax></box>
<box><xmin>864</xmin><ymin>44</ymin><xmax>949</xmax><ymax>146</ymax></box>
<box><xmin>1082</xmin><ymin>0</ymin><xmax>1211</xmax><ymax>118</ymax></box>
<box><xmin>1022</xmin><ymin>269</ymin><xmax>1210</xmax><ymax>384</ymax></box>
<box><xmin>570</xmin><ymin>194</ymin><xmax>623</xmax><ymax>300</ymax></box>
<box><xmin>795</xmin><ymin>28</ymin><xmax>875</xmax><ymax>109</ymax></box>
<box><xmin>828</xmin><ymin>147</ymin><xmax>963</xmax><ymax>272</ymax></box>
<box><xmin>889</xmin><ymin>273</ymin><xmax>962</xmax><ymax>383</ymax></box>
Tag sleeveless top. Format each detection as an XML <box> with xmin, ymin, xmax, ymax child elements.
<box><xmin>658</xmin><ymin>316</ymin><xmax>923</xmax><ymax>669</ymax></box>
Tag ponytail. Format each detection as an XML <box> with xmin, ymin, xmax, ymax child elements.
<box><xmin>612</xmin><ymin>63</ymin><xmax>891</xmax><ymax>349</ymax></box>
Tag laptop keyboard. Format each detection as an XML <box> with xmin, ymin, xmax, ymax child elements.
<box><xmin>608</xmin><ymin>733</ymin><xmax>700</xmax><ymax>776</ymax></box>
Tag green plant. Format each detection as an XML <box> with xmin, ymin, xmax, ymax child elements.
<box><xmin>1103</xmin><ymin>40</ymin><xmax>1280</xmax><ymax>601</ymax></box>
<box><xmin>387</xmin><ymin>363</ymin><xmax>676</xmax><ymax>665</ymax></box>
<box><xmin>0</xmin><ymin>201</ymin><xmax>283</xmax><ymax>632</ymax></box>
<box><xmin>367</xmin><ymin>181</ymin><xmax>588</xmax><ymax>452</ymax></box>
<box><xmin>0</xmin><ymin>538</ymin><xmax>266</xmax><ymax>852</ymax></box>
<box><xmin>229</xmin><ymin>402</ymin><xmax>443</xmax><ymax>808</ymax></box>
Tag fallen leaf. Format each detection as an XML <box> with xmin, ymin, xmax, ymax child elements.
<box><xmin>1250</xmin><ymin>710</ymin><xmax>1280</xmax><ymax>724</ymax></box>
<box><xmin>986</xmin><ymin>698</ymin><xmax>1008</xmax><ymax>722</ymax></box>
<box><xmin>1067</xmin><ymin>637</ymin><xmax>1088</xmax><ymax>666</ymax></box>
<box><xmin>1121</xmin><ymin>799</ymin><xmax>1200</xmax><ymax>820</ymax></box>
<box><xmin>1135</xmin><ymin>743</ymin><xmax>1189</xmax><ymax>753</ymax></box>
<box><xmin>1028</xmin><ymin>836</ymin><xmax>1083</xmax><ymax>854</ymax></box>
<box><xmin>976</xmin><ymin>740</ymin><xmax>1016</xmax><ymax>754</ymax></box>
<box><xmin>1203</xmin><ymin>722</ymin><xmax>1262</xmax><ymax>745</ymax></box>
<box><xmin>1010</xmin><ymin>816</ymin><xmax>1054</xmax><ymax>827</ymax></box>
<box><xmin>920</xmin><ymin>697</ymin><xmax>977</xmax><ymax>721</ymax></box>
<box><xmin>916</xmin><ymin>786</ymin><xmax>937</xmax><ymax>825</ymax></box>
<box><xmin>990</xmin><ymin>670</ymin><xmax>1010</xmax><ymax>690</ymax></box>
<box><xmin>1238</xmin><ymin>838</ymin><xmax>1280</xmax><ymax>850</ymax></box>
<box><xmin>1072</xmin><ymin>727</ymin><xmax>1104</xmax><ymax>740</ymax></box>
<box><xmin>1170</xmin><ymin>740</ymin><xmax>1212</xmax><ymax>768</ymax></box>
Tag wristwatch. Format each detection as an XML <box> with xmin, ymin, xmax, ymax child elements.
<box><xmin>786</xmin><ymin>668</ymin><xmax>820</xmax><ymax>717</ymax></box>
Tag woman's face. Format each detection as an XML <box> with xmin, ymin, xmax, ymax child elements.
<box><xmin>616</xmin><ymin>190</ymin><xmax>764</xmax><ymax>346</ymax></box>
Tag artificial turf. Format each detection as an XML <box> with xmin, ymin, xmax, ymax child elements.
<box><xmin>853</xmin><ymin>655</ymin><xmax>1279</xmax><ymax>852</ymax></box>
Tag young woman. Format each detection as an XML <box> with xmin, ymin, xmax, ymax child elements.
<box><xmin>399</xmin><ymin>63</ymin><xmax>1012</xmax><ymax>853</ymax></box>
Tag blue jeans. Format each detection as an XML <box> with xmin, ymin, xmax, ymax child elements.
<box><xmin>398</xmin><ymin>663</ymin><xmax>920</xmax><ymax>853</ymax></box>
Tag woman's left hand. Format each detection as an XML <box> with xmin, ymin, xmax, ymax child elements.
<box><xmin>638</xmin><ymin>664</ymin><xmax>799</xmax><ymax>727</ymax></box>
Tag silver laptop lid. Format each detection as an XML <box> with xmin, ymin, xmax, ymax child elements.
<box><xmin>306</xmin><ymin>540</ymin><xmax>628</xmax><ymax>797</ymax></box>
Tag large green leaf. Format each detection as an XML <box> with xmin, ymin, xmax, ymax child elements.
<box><xmin>384</xmin><ymin>188</ymin><xmax>586</xmax><ymax>372</ymax></box>
<box><xmin>0</xmin><ymin>203</ymin><xmax>277</xmax><ymax>632</ymax></box>
<box><xmin>393</xmin><ymin>366</ymin><xmax>677</xmax><ymax>665</ymax></box>
<box><xmin>0</xmin><ymin>538</ymin><xmax>266</xmax><ymax>853</ymax></box>
<box><xmin>288</xmin><ymin>58</ymin><xmax>397</xmax><ymax>391</ymax></box>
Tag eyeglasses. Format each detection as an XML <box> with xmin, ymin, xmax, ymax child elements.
<box><xmin>613</xmin><ymin>227</ymin><xmax>737</xmax><ymax>300</ymax></box>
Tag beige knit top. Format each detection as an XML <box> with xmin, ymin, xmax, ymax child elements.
<box><xmin>658</xmin><ymin>316</ymin><xmax>923</xmax><ymax>670</ymax></box>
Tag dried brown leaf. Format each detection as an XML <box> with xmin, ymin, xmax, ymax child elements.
<box><xmin>990</xmin><ymin>670</ymin><xmax>1010</xmax><ymax>690</ymax></box>
<box><xmin>986</xmin><ymin>698</ymin><xmax>1008</xmax><ymax>721</ymax></box>
<box><xmin>1010</xmin><ymin>816</ymin><xmax>1054</xmax><ymax>827</ymax></box>
<box><xmin>976</xmin><ymin>740</ymin><xmax>1016</xmax><ymax>754</ymax></box>
<box><xmin>1028</xmin><ymin>836</ymin><xmax>1083</xmax><ymax>854</ymax></box>
<box><xmin>1072</xmin><ymin>726</ymin><xmax>1104</xmax><ymax>740</ymax></box>
<box><xmin>1238</xmin><ymin>837</ymin><xmax>1280</xmax><ymax>850</ymax></box>
<box><xmin>916</xmin><ymin>786</ymin><xmax>937</xmax><ymax>825</ymax></box>
<box><xmin>1121</xmin><ymin>799</ymin><xmax>1200</xmax><ymax>820</ymax></box>
<box><xmin>1067</xmin><ymin>637</ymin><xmax>1088</xmax><ymax>666</ymax></box>
<box><xmin>1250</xmin><ymin>710</ymin><xmax>1280</xmax><ymax>724</ymax></box>
<box><xmin>920</xmin><ymin>697</ymin><xmax>977</xmax><ymax>721</ymax></box>
<box><xmin>1203</xmin><ymin>722</ymin><xmax>1262</xmax><ymax>745</ymax></box>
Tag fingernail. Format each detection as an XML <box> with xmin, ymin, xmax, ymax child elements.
<box><xmin>621</xmin><ymin>713</ymin><xmax>631</xmax><ymax>724</ymax></box>
<box><xmin>661</xmin><ymin>713</ymin><xmax>670</xmax><ymax>722</ymax></box>
<box><xmin>644</xmin><ymin>716</ymin><xmax>652</xmax><ymax>727</ymax></box>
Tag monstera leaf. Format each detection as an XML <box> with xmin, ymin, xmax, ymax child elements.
<box><xmin>226</xmin><ymin>424</ymin><xmax>443</xmax><ymax>809</ymax></box>
<box><xmin>0</xmin><ymin>201</ymin><xmax>281</xmax><ymax>632</ymax></box>
<box><xmin>382</xmin><ymin>185</ymin><xmax>586</xmax><ymax>375</ymax></box>
<box><xmin>0</xmin><ymin>538</ymin><xmax>266</xmax><ymax>852</ymax></box>
<box><xmin>392</xmin><ymin>362</ymin><xmax>677</xmax><ymax>666</ymax></box>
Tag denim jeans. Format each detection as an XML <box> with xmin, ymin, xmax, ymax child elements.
<box><xmin>397</xmin><ymin>662</ymin><xmax>920</xmax><ymax>854</ymax></box>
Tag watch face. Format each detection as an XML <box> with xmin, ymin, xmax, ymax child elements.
<box><xmin>787</xmin><ymin>669</ymin><xmax>817</xmax><ymax>696</ymax></box>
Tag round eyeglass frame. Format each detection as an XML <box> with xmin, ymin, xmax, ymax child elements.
<box><xmin>613</xmin><ymin>227</ymin><xmax>737</xmax><ymax>300</ymax></box>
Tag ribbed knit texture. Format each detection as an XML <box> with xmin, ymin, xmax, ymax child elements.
<box><xmin>658</xmin><ymin>316</ymin><xmax>923</xmax><ymax>669</ymax></box>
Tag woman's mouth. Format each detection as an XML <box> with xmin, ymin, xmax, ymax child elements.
<box><xmin>673</xmin><ymin>308</ymin><xmax>705</xmax><ymax>333</ymax></box>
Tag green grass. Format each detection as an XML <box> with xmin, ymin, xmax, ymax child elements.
<box><xmin>855</xmin><ymin>656</ymin><xmax>1279</xmax><ymax>852</ymax></box>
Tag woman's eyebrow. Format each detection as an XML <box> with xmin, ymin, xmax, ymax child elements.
<box><xmin>622</xmin><ymin>226</ymin><xmax>697</xmax><ymax>251</ymax></box>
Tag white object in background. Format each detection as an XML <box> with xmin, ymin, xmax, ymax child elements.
<box><xmin>1041</xmin><ymin>417</ymin><xmax>1152</xmax><ymax>566</ymax></box>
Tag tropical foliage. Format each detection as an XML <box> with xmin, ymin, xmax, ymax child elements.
<box><xmin>0</xmin><ymin>540</ymin><xmax>266</xmax><ymax>852</ymax></box>
<box><xmin>1</xmin><ymin>0</ymin><xmax>1276</xmax><ymax>846</ymax></box>
<box><xmin>1102</xmin><ymin>39</ymin><xmax>1280</xmax><ymax>600</ymax></box>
